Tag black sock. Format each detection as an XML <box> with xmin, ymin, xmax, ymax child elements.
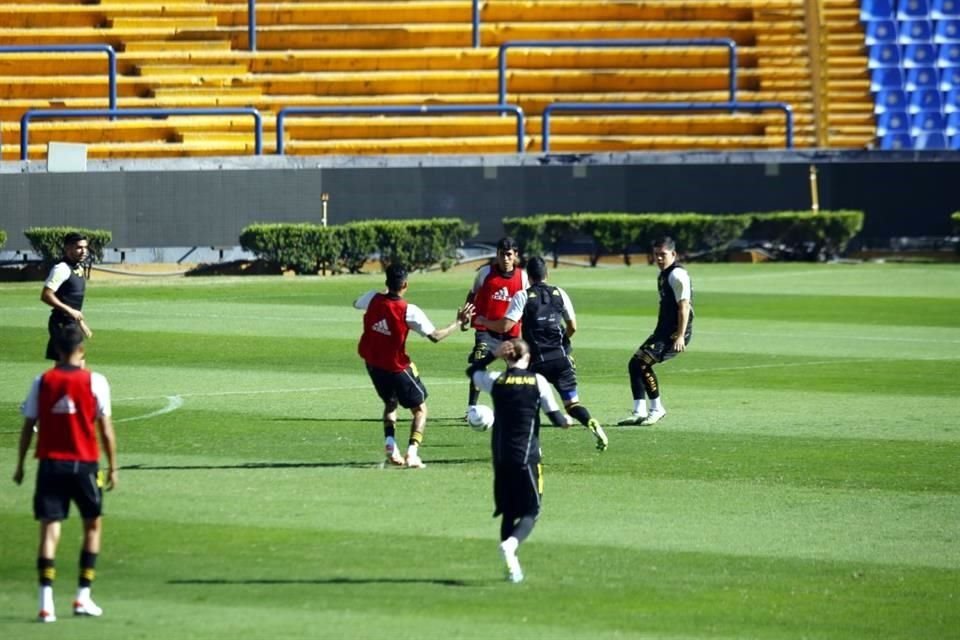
<box><xmin>79</xmin><ymin>550</ymin><xmax>98</xmax><ymax>588</ymax></box>
<box><xmin>567</xmin><ymin>403</ymin><xmax>592</xmax><ymax>426</ymax></box>
<box><xmin>512</xmin><ymin>515</ymin><xmax>537</xmax><ymax>545</ymax></box>
<box><xmin>628</xmin><ymin>357</ymin><xmax>647</xmax><ymax>401</ymax></box>
<box><xmin>468</xmin><ymin>383</ymin><xmax>480</xmax><ymax>406</ymax></box>
<box><xmin>37</xmin><ymin>557</ymin><xmax>55</xmax><ymax>587</ymax></box>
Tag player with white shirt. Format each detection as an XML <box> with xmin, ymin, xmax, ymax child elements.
<box><xmin>13</xmin><ymin>326</ymin><xmax>118</xmax><ymax>623</ymax></box>
<box><xmin>355</xmin><ymin>263</ymin><xmax>473</xmax><ymax>468</ymax></box>
<box><xmin>618</xmin><ymin>236</ymin><xmax>695</xmax><ymax>426</ymax></box>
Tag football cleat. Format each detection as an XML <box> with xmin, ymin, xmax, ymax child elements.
<box><xmin>587</xmin><ymin>419</ymin><xmax>608</xmax><ymax>451</ymax></box>
<box><xmin>37</xmin><ymin>610</ymin><xmax>57</xmax><ymax>623</ymax></box>
<box><xmin>616</xmin><ymin>413</ymin><xmax>647</xmax><ymax>426</ymax></box>
<box><xmin>385</xmin><ymin>444</ymin><xmax>405</xmax><ymax>467</ymax></box>
<box><xmin>640</xmin><ymin>408</ymin><xmax>666</xmax><ymax>426</ymax></box>
<box><xmin>405</xmin><ymin>451</ymin><xmax>426</xmax><ymax>469</ymax></box>
<box><xmin>73</xmin><ymin>597</ymin><xmax>103</xmax><ymax>617</ymax></box>
<box><xmin>499</xmin><ymin>543</ymin><xmax>524</xmax><ymax>583</ymax></box>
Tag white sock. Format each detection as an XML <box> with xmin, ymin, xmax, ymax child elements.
<box><xmin>40</xmin><ymin>585</ymin><xmax>54</xmax><ymax>612</ymax></box>
<box><xmin>76</xmin><ymin>586</ymin><xmax>91</xmax><ymax>602</ymax></box>
<box><xmin>632</xmin><ymin>399</ymin><xmax>647</xmax><ymax>416</ymax></box>
<box><xmin>500</xmin><ymin>536</ymin><xmax>519</xmax><ymax>555</ymax></box>
<box><xmin>649</xmin><ymin>397</ymin><xmax>664</xmax><ymax>412</ymax></box>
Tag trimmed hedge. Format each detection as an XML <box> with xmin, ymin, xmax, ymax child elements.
<box><xmin>952</xmin><ymin>212</ymin><xmax>960</xmax><ymax>233</ymax></box>
<box><xmin>741</xmin><ymin>210</ymin><xmax>864</xmax><ymax>259</ymax></box>
<box><xmin>240</xmin><ymin>218</ymin><xmax>477</xmax><ymax>275</ymax></box>
<box><xmin>24</xmin><ymin>227</ymin><xmax>112</xmax><ymax>264</ymax></box>
<box><xmin>0</xmin><ymin>229</ymin><xmax>6</xmax><ymax>249</ymax></box>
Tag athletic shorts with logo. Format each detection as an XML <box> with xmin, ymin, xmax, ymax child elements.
<box><xmin>366</xmin><ymin>363</ymin><xmax>428</xmax><ymax>409</ymax></box>
<box><xmin>493</xmin><ymin>463</ymin><xmax>542</xmax><ymax>519</ymax></box>
<box><xmin>34</xmin><ymin>459</ymin><xmax>103</xmax><ymax>521</ymax></box>
<box><xmin>468</xmin><ymin>331</ymin><xmax>510</xmax><ymax>364</ymax></box>
<box><xmin>530</xmin><ymin>356</ymin><xmax>578</xmax><ymax>399</ymax></box>
<box><xmin>634</xmin><ymin>328</ymin><xmax>694</xmax><ymax>364</ymax></box>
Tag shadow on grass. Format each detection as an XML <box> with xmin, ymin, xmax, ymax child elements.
<box><xmin>169</xmin><ymin>577</ymin><xmax>479</xmax><ymax>587</ymax></box>
<box><xmin>121</xmin><ymin>457</ymin><xmax>486</xmax><ymax>471</ymax></box>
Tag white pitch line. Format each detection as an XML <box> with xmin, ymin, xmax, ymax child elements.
<box><xmin>115</xmin><ymin>380</ymin><xmax>464</xmax><ymax>403</ymax></box>
<box><xmin>116</xmin><ymin>395</ymin><xmax>183</xmax><ymax>423</ymax></box>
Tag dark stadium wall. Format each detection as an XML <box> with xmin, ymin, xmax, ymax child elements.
<box><xmin>0</xmin><ymin>156</ymin><xmax>956</xmax><ymax>252</ymax></box>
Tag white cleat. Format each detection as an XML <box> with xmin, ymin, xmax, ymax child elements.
<box><xmin>385</xmin><ymin>444</ymin><xmax>405</xmax><ymax>467</ymax></box>
<box><xmin>616</xmin><ymin>413</ymin><xmax>647</xmax><ymax>426</ymax></box>
<box><xmin>499</xmin><ymin>542</ymin><xmax>524</xmax><ymax>583</ymax></box>
<box><xmin>587</xmin><ymin>419</ymin><xmax>608</xmax><ymax>451</ymax></box>
<box><xmin>640</xmin><ymin>408</ymin><xmax>666</xmax><ymax>426</ymax></box>
<box><xmin>405</xmin><ymin>452</ymin><xmax>426</xmax><ymax>469</ymax></box>
<box><xmin>73</xmin><ymin>597</ymin><xmax>103</xmax><ymax>617</ymax></box>
<box><xmin>37</xmin><ymin>610</ymin><xmax>56</xmax><ymax>623</ymax></box>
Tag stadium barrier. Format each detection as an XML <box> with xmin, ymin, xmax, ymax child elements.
<box><xmin>275</xmin><ymin>105</ymin><xmax>527</xmax><ymax>154</ymax></box>
<box><xmin>540</xmin><ymin>102</ymin><xmax>795</xmax><ymax>152</ymax></box>
<box><xmin>19</xmin><ymin>107</ymin><xmax>264</xmax><ymax>160</ymax></box>
<box><xmin>497</xmin><ymin>38</ymin><xmax>739</xmax><ymax>105</ymax></box>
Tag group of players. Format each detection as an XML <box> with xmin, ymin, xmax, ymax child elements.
<box><xmin>12</xmin><ymin>231</ymin><xmax>694</xmax><ymax>618</ymax></box>
<box><xmin>354</xmin><ymin>235</ymin><xmax>694</xmax><ymax>581</ymax></box>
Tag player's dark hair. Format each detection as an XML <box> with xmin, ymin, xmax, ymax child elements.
<box><xmin>385</xmin><ymin>263</ymin><xmax>408</xmax><ymax>292</ymax></box>
<box><xmin>653</xmin><ymin>236</ymin><xmax>676</xmax><ymax>251</ymax></box>
<box><xmin>55</xmin><ymin>325</ymin><xmax>85</xmax><ymax>357</ymax></box>
<box><xmin>526</xmin><ymin>256</ymin><xmax>548</xmax><ymax>282</ymax></box>
<box><xmin>496</xmin><ymin>236</ymin><xmax>519</xmax><ymax>253</ymax></box>
<box><xmin>63</xmin><ymin>232</ymin><xmax>88</xmax><ymax>247</ymax></box>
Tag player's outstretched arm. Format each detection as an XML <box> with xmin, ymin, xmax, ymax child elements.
<box><xmin>12</xmin><ymin>418</ymin><xmax>36</xmax><ymax>485</ymax></box>
<box><xmin>428</xmin><ymin>302</ymin><xmax>475</xmax><ymax>343</ymax></box>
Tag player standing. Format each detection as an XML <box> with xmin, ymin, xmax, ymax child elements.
<box><xmin>476</xmin><ymin>256</ymin><xmax>607</xmax><ymax>451</ymax></box>
<box><xmin>463</xmin><ymin>237</ymin><xmax>528</xmax><ymax>417</ymax></box>
<box><xmin>356</xmin><ymin>263</ymin><xmax>473</xmax><ymax>468</ymax></box>
<box><xmin>12</xmin><ymin>326</ymin><xmax>118</xmax><ymax>623</ymax></box>
<box><xmin>41</xmin><ymin>232</ymin><xmax>93</xmax><ymax>360</ymax></box>
<box><xmin>468</xmin><ymin>339</ymin><xmax>571</xmax><ymax>583</ymax></box>
<box><xmin>618</xmin><ymin>236</ymin><xmax>694</xmax><ymax>426</ymax></box>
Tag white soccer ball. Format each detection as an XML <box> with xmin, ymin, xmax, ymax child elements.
<box><xmin>467</xmin><ymin>404</ymin><xmax>495</xmax><ymax>431</ymax></box>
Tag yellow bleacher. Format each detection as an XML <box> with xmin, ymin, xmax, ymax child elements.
<box><xmin>0</xmin><ymin>0</ymin><xmax>875</xmax><ymax>158</ymax></box>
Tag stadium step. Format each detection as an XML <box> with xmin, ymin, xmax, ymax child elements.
<box><xmin>106</xmin><ymin>17</ymin><xmax>219</xmax><ymax>30</ymax></box>
<box><xmin>123</xmin><ymin>40</ymin><xmax>234</xmax><ymax>52</ymax></box>
<box><xmin>134</xmin><ymin>64</ymin><xmax>250</xmax><ymax>77</ymax></box>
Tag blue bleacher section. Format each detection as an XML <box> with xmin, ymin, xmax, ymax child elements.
<box><xmin>864</xmin><ymin>0</ymin><xmax>960</xmax><ymax>148</ymax></box>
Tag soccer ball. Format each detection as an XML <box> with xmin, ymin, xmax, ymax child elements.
<box><xmin>467</xmin><ymin>404</ymin><xmax>495</xmax><ymax>431</ymax></box>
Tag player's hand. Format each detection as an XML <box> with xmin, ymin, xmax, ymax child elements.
<box><xmin>458</xmin><ymin>302</ymin><xmax>476</xmax><ymax>329</ymax></box>
<box><xmin>79</xmin><ymin>318</ymin><xmax>93</xmax><ymax>339</ymax></box>
<box><xmin>105</xmin><ymin>468</ymin><xmax>118</xmax><ymax>491</ymax></box>
<box><xmin>13</xmin><ymin>466</ymin><xmax>24</xmax><ymax>485</ymax></box>
<box><xmin>672</xmin><ymin>334</ymin><xmax>686</xmax><ymax>353</ymax></box>
<box><xmin>71</xmin><ymin>308</ymin><xmax>84</xmax><ymax>322</ymax></box>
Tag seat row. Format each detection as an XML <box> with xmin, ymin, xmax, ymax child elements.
<box><xmin>865</xmin><ymin>17</ymin><xmax>960</xmax><ymax>43</ymax></box>
<box><xmin>866</xmin><ymin>41</ymin><xmax>960</xmax><ymax>66</ymax></box>
<box><xmin>861</xmin><ymin>0</ymin><xmax>959</xmax><ymax>21</ymax></box>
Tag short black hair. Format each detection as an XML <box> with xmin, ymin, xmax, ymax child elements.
<box><xmin>525</xmin><ymin>256</ymin><xmax>547</xmax><ymax>282</ymax></box>
<box><xmin>54</xmin><ymin>325</ymin><xmax>85</xmax><ymax>357</ymax></box>
<box><xmin>63</xmin><ymin>232</ymin><xmax>87</xmax><ymax>246</ymax></box>
<box><xmin>496</xmin><ymin>236</ymin><xmax>519</xmax><ymax>253</ymax></box>
<box><xmin>385</xmin><ymin>263</ymin><xmax>408</xmax><ymax>292</ymax></box>
<box><xmin>653</xmin><ymin>236</ymin><xmax>676</xmax><ymax>251</ymax></box>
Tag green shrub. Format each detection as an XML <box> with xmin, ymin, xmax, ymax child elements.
<box><xmin>952</xmin><ymin>212</ymin><xmax>960</xmax><ymax>233</ymax></box>
<box><xmin>742</xmin><ymin>210</ymin><xmax>864</xmax><ymax>259</ymax></box>
<box><xmin>23</xmin><ymin>227</ymin><xmax>111</xmax><ymax>264</ymax></box>
<box><xmin>0</xmin><ymin>229</ymin><xmax>6</xmax><ymax>249</ymax></box>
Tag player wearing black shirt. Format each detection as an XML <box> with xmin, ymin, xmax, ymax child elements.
<box><xmin>41</xmin><ymin>233</ymin><xmax>92</xmax><ymax>361</ymax></box>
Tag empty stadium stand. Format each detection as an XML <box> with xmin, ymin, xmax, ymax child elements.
<box><xmin>1</xmin><ymin>0</ymin><xmax>879</xmax><ymax>158</ymax></box>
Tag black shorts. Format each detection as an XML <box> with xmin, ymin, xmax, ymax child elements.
<box><xmin>34</xmin><ymin>459</ymin><xmax>103</xmax><ymax>521</ymax></box>
<box><xmin>493</xmin><ymin>463</ymin><xmax>542</xmax><ymax>519</ymax></box>
<box><xmin>366</xmin><ymin>363</ymin><xmax>428</xmax><ymax>409</ymax></box>
<box><xmin>468</xmin><ymin>331</ymin><xmax>508</xmax><ymax>364</ymax></box>
<box><xmin>634</xmin><ymin>329</ymin><xmax>693</xmax><ymax>365</ymax></box>
<box><xmin>531</xmin><ymin>356</ymin><xmax>578</xmax><ymax>402</ymax></box>
<box><xmin>46</xmin><ymin>315</ymin><xmax>78</xmax><ymax>361</ymax></box>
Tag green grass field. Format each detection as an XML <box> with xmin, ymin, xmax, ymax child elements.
<box><xmin>1</xmin><ymin>263</ymin><xmax>958</xmax><ymax>639</ymax></box>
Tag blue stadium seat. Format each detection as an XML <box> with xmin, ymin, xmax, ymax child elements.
<box><xmin>908</xmin><ymin>87</ymin><xmax>944</xmax><ymax>111</ymax></box>
<box><xmin>879</xmin><ymin>132</ymin><xmax>913</xmax><ymax>148</ymax></box>
<box><xmin>875</xmin><ymin>88</ymin><xmax>909</xmax><ymax>112</ymax></box>
<box><xmin>944</xmin><ymin>87</ymin><xmax>960</xmax><ymax>111</ymax></box>
<box><xmin>912</xmin><ymin>131</ymin><xmax>949</xmax><ymax>147</ymax></box>
<box><xmin>862</xmin><ymin>0</ymin><xmax>896</xmax><ymax>20</ymax></box>
<box><xmin>898</xmin><ymin>19</ymin><xmax>934</xmax><ymax>42</ymax></box>
<box><xmin>941</xmin><ymin>66</ymin><xmax>960</xmax><ymax>88</ymax></box>
<box><xmin>934</xmin><ymin>18</ymin><xmax>960</xmax><ymax>42</ymax></box>
<box><xmin>911</xmin><ymin>110</ymin><xmax>947</xmax><ymax>133</ymax></box>
<box><xmin>905</xmin><ymin>65</ymin><xmax>940</xmax><ymax>89</ymax></box>
<box><xmin>877</xmin><ymin>110</ymin><xmax>911</xmax><ymax>134</ymax></box>
<box><xmin>868</xmin><ymin>43</ymin><xmax>903</xmax><ymax>67</ymax></box>
<box><xmin>898</xmin><ymin>0</ymin><xmax>932</xmax><ymax>19</ymax></box>
<box><xmin>872</xmin><ymin>67</ymin><xmax>905</xmax><ymax>90</ymax></box>
<box><xmin>937</xmin><ymin>42</ymin><xmax>960</xmax><ymax>65</ymax></box>
<box><xmin>866</xmin><ymin>19</ymin><xmax>899</xmax><ymax>43</ymax></box>
<box><xmin>904</xmin><ymin>42</ymin><xmax>937</xmax><ymax>66</ymax></box>
<box><xmin>931</xmin><ymin>0</ymin><xmax>960</xmax><ymax>18</ymax></box>
<box><xmin>948</xmin><ymin>110</ymin><xmax>960</xmax><ymax>134</ymax></box>
<box><xmin>949</xmin><ymin>133</ymin><xmax>960</xmax><ymax>148</ymax></box>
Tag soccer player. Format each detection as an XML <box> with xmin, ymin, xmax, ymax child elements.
<box><xmin>355</xmin><ymin>263</ymin><xmax>474</xmax><ymax>469</ymax></box>
<box><xmin>463</xmin><ymin>237</ymin><xmax>528</xmax><ymax>417</ymax></box>
<box><xmin>618</xmin><ymin>236</ymin><xmax>694</xmax><ymax>426</ymax></box>
<box><xmin>468</xmin><ymin>338</ymin><xmax>571</xmax><ymax>583</ymax></box>
<box><xmin>41</xmin><ymin>232</ymin><xmax>93</xmax><ymax>360</ymax></box>
<box><xmin>12</xmin><ymin>326</ymin><xmax>118</xmax><ymax>623</ymax></box>
<box><xmin>476</xmin><ymin>256</ymin><xmax>608</xmax><ymax>451</ymax></box>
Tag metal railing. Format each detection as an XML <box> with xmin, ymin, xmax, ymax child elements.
<box><xmin>275</xmin><ymin>104</ymin><xmax>526</xmax><ymax>154</ymax></box>
<box><xmin>472</xmin><ymin>0</ymin><xmax>480</xmax><ymax>48</ymax></box>
<box><xmin>0</xmin><ymin>44</ymin><xmax>117</xmax><ymax>110</ymax></box>
<box><xmin>498</xmin><ymin>39</ymin><xmax>738</xmax><ymax>105</ymax></box>
<box><xmin>19</xmin><ymin>107</ymin><xmax>263</xmax><ymax>160</ymax></box>
<box><xmin>540</xmin><ymin>101</ymin><xmax>795</xmax><ymax>152</ymax></box>
<box><xmin>247</xmin><ymin>0</ymin><xmax>257</xmax><ymax>51</ymax></box>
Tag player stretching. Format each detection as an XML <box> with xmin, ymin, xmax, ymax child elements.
<box><xmin>356</xmin><ymin>264</ymin><xmax>473</xmax><ymax>468</ymax></box>
<box><xmin>476</xmin><ymin>256</ymin><xmax>607</xmax><ymax>451</ymax></box>
<box><xmin>468</xmin><ymin>339</ymin><xmax>572</xmax><ymax>583</ymax></box>
<box><xmin>13</xmin><ymin>326</ymin><xmax>118</xmax><ymax>623</ymax></box>
<box><xmin>463</xmin><ymin>237</ymin><xmax>528</xmax><ymax>417</ymax></box>
<box><xmin>618</xmin><ymin>236</ymin><xmax>694</xmax><ymax>426</ymax></box>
